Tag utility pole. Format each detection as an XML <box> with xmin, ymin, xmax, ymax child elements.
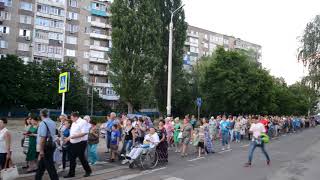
<box><xmin>166</xmin><ymin>4</ymin><xmax>185</xmax><ymax>116</ymax></box>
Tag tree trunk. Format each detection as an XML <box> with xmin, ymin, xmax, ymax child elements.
<box><xmin>127</xmin><ymin>102</ymin><xmax>133</xmax><ymax>114</ymax></box>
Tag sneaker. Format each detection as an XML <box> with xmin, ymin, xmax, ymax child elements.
<box><xmin>244</xmin><ymin>162</ymin><xmax>251</xmax><ymax>167</ymax></box>
<box><xmin>227</xmin><ymin>145</ymin><xmax>231</xmax><ymax>149</ymax></box>
<box><xmin>121</xmin><ymin>159</ymin><xmax>129</xmax><ymax>165</ymax></box>
<box><xmin>222</xmin><ymin>147</ymin><xmax>225</xmax><ymax>151</ymax></box>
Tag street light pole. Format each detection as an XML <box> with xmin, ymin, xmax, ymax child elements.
<box><xmin>166</xmin><ymin>4</ymin><xmax>185</xmax><ymax>117</ymax></box>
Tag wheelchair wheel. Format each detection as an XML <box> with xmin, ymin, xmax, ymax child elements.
<box><xmin>129</xmin><ymin>162</ymin><xmax>135</xmax><ymax>169</ymax></box>
<box><xmin>140</xmin><ymin>151</ymin><xmax>159</xmax><ymax>169</ymax></box>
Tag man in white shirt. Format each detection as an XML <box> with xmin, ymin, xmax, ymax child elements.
<box><xmin>64</xmin><ymin>112</ymin><xmax>92</xmax><ymax>178</ymax></box>
<box><xmin>122</xmin><ymin>127</ymin><xmax>159</xmax><ymax>164</ymax></box>
<box><xmin>244</xmin><ymin>116</ymin><xmax>271</xmax><ymax>167</ymax></box>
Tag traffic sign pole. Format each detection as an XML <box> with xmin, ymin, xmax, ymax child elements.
<box><xmin>61</xmin><ymin>92</ymin><xmax>65</xmax><ymax>115</ymax></box>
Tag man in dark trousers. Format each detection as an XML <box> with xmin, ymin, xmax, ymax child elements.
<box><xmin>64</xmin><ymin>112</ymin><xmax>92</xmax><ymax>178</ymax></box>
<box><xmin>35</xmin><ymin>109</ymin><xmax>59</xmax><ymax>180</ymax></box>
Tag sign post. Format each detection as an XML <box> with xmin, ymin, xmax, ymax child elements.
<box><xmin>58</xmin><ymin>72</ymin><xmax>70</xmax><ymax>115</ymax></box>
<box><xmin>196</xmin><ymin>97</ymin><xmax>202</xmax><ymax>121</ymax></box>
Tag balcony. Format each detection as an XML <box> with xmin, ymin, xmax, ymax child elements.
<box><xmin>35</xmin><ymin>25</ymin><xmax>64</xmax><ymax>34</ymax></box>
<box><xmin>36</xmin><ymin>12</ymin><xmax>65</xmax><ymax>21</ymax></box>
<box><xmin>34</xmin><ymin>51</ymin><xmax>63</xmax><ymax>59</ymax></box>
<box><xmin>90</xmin><ymin>21</ymin><xmax>111</xmax><ymax>29</ymax></box>
<box><xmin>89</xmin><ymin>57</ymin><xmax>110</xmax><ymax>64</ymax></box>
<box><xmin>91</xmin><ymin>8</ymin><xmax>108</xmax><ymax>17</ymax></box>
<box><xmin>101</xmin><ymin>94</ymin><xmax>120</xmax><ymax>101</ymax></box>
<box><xmin>90</xmin><ymin>45</ymin><xmax>110</xmax><ymax>52</ymax></box>
<box><xmin>187</xmin><ymin>32</ymin><xmax>199</xmax><ymax>38</ymax></box>
<box><xmin>37</xmin><ymin>0</ymin><xmax>65</xmax><ymax>8</ymax></box>
<box><xmin>93</xmin><ymin>82</ymin><xmax>113</xmax><ymax>88</ymax></box>
<box><xmin>89</xmin><ymin>70</ymin><xmax>107</xmax><ymax>76</ymax></box>
<box><xmin>89</xmin><ymin>33</ymin><xmax>111</xmax><ymax>40</ymax></box>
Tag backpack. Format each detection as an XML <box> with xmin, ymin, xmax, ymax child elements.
<box><xmin>43</xmin><ymin>121</ymin><xmax>56</xmax><ymax>152</ymax></box>
<box><xmin>260</xmin><ymin>133</ymin><xmax>269</xmax><ymax>144</ymax></box>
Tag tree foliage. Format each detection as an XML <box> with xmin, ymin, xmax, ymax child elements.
<box><xmin>298</xmin><ymin>15</ymin><xmax>320</xmax><ymax>89</ymax></box>
<box><xmin>199</xmin><ymin>47</ymin><xmax>317</xmax><ymax>116</ymax></box>
<box><xmin>0</xmin><ymin>55</ymin><xmax>106</xmax><ymax>114</ymax></box>
<box><xmin>110</xmin><ymin>0</ymin><xmax>162</xmax><ymax>113</ymax></box>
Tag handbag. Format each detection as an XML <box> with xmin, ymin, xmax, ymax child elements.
<box><xmin>43</xmin><ymin>121</ymin><xmax>56</xmax><ymax>152</ymax></box>
<box><xmin>0</xmin><ymin>159</ymin><xmax>19</xmax><ymax>180</ymax></box>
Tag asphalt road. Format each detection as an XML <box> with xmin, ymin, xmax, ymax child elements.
<box><xmin>16</xmin><ymin>126</ymin><xmax>320</xmax><ymax>180</ymax></box>
<box><xmin>108</xmin><ymin>126</ymin><xmax>320</xmax><ymax>180</ymax></box>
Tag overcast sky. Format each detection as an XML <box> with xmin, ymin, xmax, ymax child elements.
<box><xmin>183</xmin><ymin>0</ymin><xmax>319</xmax><ymax>85</ymax></box>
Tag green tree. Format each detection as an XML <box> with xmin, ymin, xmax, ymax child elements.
<box><xmin>201</xmin><ymin>48</ymin><xmax>277</xmax><ymax>115</ymax></box>
<box><xmin>0</xmin><ymin>56</ymin><xmax>106</xmax><ymax>114</ymax></box>
<box><xmin>298</xmin><ymin>15</ymin><xmax>320</xmax><ymax>89</ymax></box>
<box><xmin>110</xmin><ymin>0</ymin><xmax>162</xmax><ymax>113</ymax></box>
<box><xmin>0</xmin><ymin>55</ymin><xmax>26</xmax><ymax>110</ymax></box>
<box><xmin>154</xmin><ymin>0</ymin><xmax>188</xmax><ymax>115</ymax></box>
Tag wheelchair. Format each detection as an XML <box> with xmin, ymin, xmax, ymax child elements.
<box><xmin>128</xmin><ymin>147</ymin><xmax>159</xmax><ymax>170</ymax></box>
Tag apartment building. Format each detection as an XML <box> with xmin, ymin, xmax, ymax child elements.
<box><xmin>184</xmin><ymin>25</ymin><xmax>262</xmax><ymax>66</ymax></box>
<box><xmin>0</xmin><ymin>0</ymin><xmax>118</xmax><ymax>101</ymax></box>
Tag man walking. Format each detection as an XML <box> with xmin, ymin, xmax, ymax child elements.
<box><xmin>35</xmin><ymin>109</ymin><xmax>59</xmax><ymax>180</ymax></box>
<box><xmin>244</xmin><ymin>116</ymin><xmax>271</xmax><ymax>167</ymax></box>
<box><xmin>64</xmin><ymin>112</ymin><xmax>92</xmax><ymax>178</ymax></box>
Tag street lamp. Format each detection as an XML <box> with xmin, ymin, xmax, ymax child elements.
<box><xmin>166</xmin><ymin>4</ymin><xmax>185</xmax><ymax>116</ymax></box>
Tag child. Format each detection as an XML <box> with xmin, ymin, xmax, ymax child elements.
<box><xmin>62</xmin><ymin>120</ymin><xmax>71</xmax><ymax>170</ymax></box>
<box><xmin>173</xmin><ymin>118</ymin><xmax>181</xmax><ymax>153</ymax></box>
<box><xmin>198</xmin><ymin>126</ymin><xmax>206</xmax><ymax>157</ymax></box>
<box><xmin>88</xmin><ymin>121</ymin><xmax>100</xmax><ymax>165</ymax></box>
<box><xmin>192</xmin><ymin>128</ymin><xmax>200</xmax><ymax>154</ymax></box>
<box><xmin>110</xmin><ymin>124</ymin><xmax>121</xmax><ymax>162</ymax></box>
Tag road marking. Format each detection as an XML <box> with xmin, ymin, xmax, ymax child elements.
<box><xmin>110</xmin><ymin>167</ymin><xmax>167</xmax><ymax>180</ymax></box>
<box><xmin>187</xmin><ymin>157</ymin><xmax>204</xmax><ymax>162</ymax></box>
<box><xmin>218</xmin><ymin>149</ymin><xmax>232</xmax><ymax>154</ymax></box>
<box><xmin>240</xmin><ymin>144</ymin><xmax>250</xmax><ymax>148</ymax></box>
<box><xmin>164</xmin><ymin>177</ymin><xmax>184</xmax><ymax>180</ymax></box>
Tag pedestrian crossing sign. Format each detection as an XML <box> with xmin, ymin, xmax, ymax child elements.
<box><xmin>58</xmin><ymin>72</ymin><xmax>70</xmax><ymax>94</ymax></box>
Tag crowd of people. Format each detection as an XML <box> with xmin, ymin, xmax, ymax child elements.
<box><xmin>0</xmin><ymin>110</ymin><xmax>318</xmax><ymax>179</ymax></box>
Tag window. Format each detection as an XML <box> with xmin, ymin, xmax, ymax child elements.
<box><xmin>19</xmin><ymin>29</ymin><xmax>31</xmax><ymax>37</ymax></box>
<box><xmin>37</xmin><ymin>4</ymin><xmax>65</xmax><ymax>16</ymax></box>
<box><xmin>18</xmin><ymin>43</ymin><xmax>29</xmax><ymax>51</ymax></box>
<box><xmin>20</xmin><ymin>2</ymin><xmax>32</xmax><ymax>11</ymax></box>
<box><xmin>67</xmin><ymin>12</ymin><xmax>78</xmax><ymax>20</ymax></box>
<box><xmin>35</xmin><ymin>17</ymin><xmax>64</xmax><ymax>29</ymax></box>
<box><xmin>66</xmin><ymin>24</ymin><xmax>79</xmax><ymax>33</ymax></box>
<box><xmin>87</xmin><ymin>16</ymin><xmax>91</xmax><ymax>22</ymax></box>
<box><xmin>0</xmin><ymin>11</ymin><xmax>10</xmax><ymax>20</ymax></box>
<box><xmin>0</xmin><ymin>0</ymin><xmax>12</xmax><ymax>7</ymax></box>
<box><xmin>93</xmin><ymin>40</ymin><xmax>100</xmax><ymax>46</ymax></box>
<box><xmin>190</xmin><ymin>47</ymin><xmax>199</xmax><ymax>53</ymax></box>
<box><xmin>69</xmin><ymin>0</ymin><xmax>77</xmax><ymax>7</ymax></box>
<box><xmin>84</xmin><ymin>52</ymin><xmax>89</xmax><ymax>58</ymax></box>
<box><xmin>66</xmin><ymin>36</ymin><xmax>77</xmax><ymax>44</ymax></box>
<box><xmin>48</xmin><ymin>32</ymin><xmax>63</xmax><ymax>41</ymax></box>
<box><xmin>204</xmin><ymin>34</ymin><xmax>208</xmax><ymax>40</ymax></box>
<box><xmin>90</xmin><ymin>50</ymin><xmax>104</xmax><ymax>59</ymax></box>
<box><xmin>36</xmin><ymin>43</ymin><xmax>47</xmax><ymax>53</ymax></box>
<box><xmin>0</xmin><ymin>40</ymin><xmax>8</xmax><ymax>48</ymax></box>
<box><xmin>0</xmin><ymin>26</ymin><xmax>9</xmax><ymax>34</ymax></box>
<box><xmin>66</xmin><ymin>49</ymin><xmax>76</xmax><ymax>57</ymax></box>
<box><xmin>19</xmin><ymin>15</ymin><xmax>32</xmax><ymax>24</ymax></box>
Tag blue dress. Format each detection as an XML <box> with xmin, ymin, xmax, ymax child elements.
<box><xmin>204</xmin><ymin>124</ymin><xmax>214</xmax><ymax>153</ymax></box>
